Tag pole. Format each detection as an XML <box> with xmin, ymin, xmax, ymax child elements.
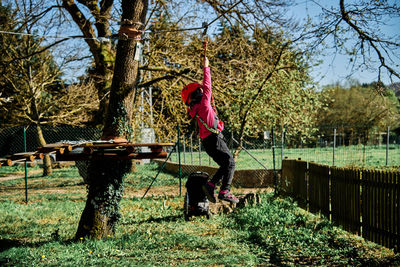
<box><xmin>183</xmin><ymin>135</ymin><xmax>186</xmax><ymax>164</ymax></box>
<box><xmin>272</xmin><ymin>126</ymin><xmax>277</xmax><ymax>194</ymax></box>
<box><xmin>386</xmin><ymin>126</ymin><xmax>390</xmax><ymax>166</ymax></box>
<box><xmin>190</xmin><ymin>134</ymin><xmax>193</xmax><ymax>164</ymax></box>
<box><xmin>281</xmin><ymin>126</ymin><xmax>286</xmax><ymax>161</ymax></box>
<box><xmin>142</xmin><ymin>144</ymin><xmax>176</xmax><ymax>199</ymax></box>
<box><xmin>333</xmin><ymin>128</ymin><xmax>336</xmax><ymax>166</ymax></box>
<box><xmin>177</xmin><ymin>126</ymin><xmax>182</xmax><ymax>196</ymax></box>
<box><xmin>24</xmin><ymin>127</ymin><xmax>28</xmax><ymax>204</ymax></box>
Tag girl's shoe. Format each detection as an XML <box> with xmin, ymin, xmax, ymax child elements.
<box><xmin>218</xmin><ymin>190</ymin><xmax>239</xmax><ymax>204</ymax></box>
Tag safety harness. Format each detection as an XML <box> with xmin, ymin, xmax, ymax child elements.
<box><xmin>195</xmin><ymin>113</ymin><xmax>221</xmax><ymax>135</ymax></box>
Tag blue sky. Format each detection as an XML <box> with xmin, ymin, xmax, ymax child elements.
<box><xmin>288</xmin><ymin>0</ymin><xmax>400</xmax><ymax>87</ymax></box>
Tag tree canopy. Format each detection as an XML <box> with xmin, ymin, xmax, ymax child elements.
<box><xmin>316</xmin><ymin>81</ymin><xmax>400</xmax><ymax>142</ymax></box>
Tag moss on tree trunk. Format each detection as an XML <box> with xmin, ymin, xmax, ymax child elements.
<box><xmin>75</xmin><ymin>159</ymin><xmax>131</xmax><ymax>239</ymax></box>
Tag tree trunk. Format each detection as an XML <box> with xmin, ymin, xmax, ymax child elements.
<box><xmin>75</xmin><ymin>0</ymin><xmax>148</xmax><ymax>240</ymax></box>
<box><xmin>36</xmin><ymin>124</ymin><xmax>53</xmax><ymax>176</ymax></box>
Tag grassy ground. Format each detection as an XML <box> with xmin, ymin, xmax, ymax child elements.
<box><xmin>0</xmin><ymin>164</ymin><xmax>399</xmax><ymax>266</ymax></box>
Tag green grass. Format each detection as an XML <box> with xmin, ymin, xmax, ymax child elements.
<box><xmin>227</xmin><ymin>195</ymin><xmax>399</xmax><ymax>265</ymax></box>
<box><xmin>173</xmin><ymin>145</ymin><xmax>400</xmax><ymax>169</ymax></box>
<box><xmin>0</xmin><ymin>164</ymin><xmax>40</xmax><ymax>176</ymax></box>
<box><xmin>0</xmin><ymin>165</ymin><xmax>399</xmax><ymax>266</ymax></box>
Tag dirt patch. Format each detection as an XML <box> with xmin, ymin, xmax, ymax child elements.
<box><xmin>0</xmin><ymin>169</ymin><xmax>43</xmax><ymax>182</ymax></box>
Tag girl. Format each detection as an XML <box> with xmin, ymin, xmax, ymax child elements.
<box><xmin>181</xmin><ymin>57</ymin><xmax>238</xmax><ymax>204</ymax></box>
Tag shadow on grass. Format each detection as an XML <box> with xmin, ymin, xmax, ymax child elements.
<box><xmin>121</xmin><ymin>215</ymin><xmax>183</xmax><ymax>225</ymax></box>
<box><xmin>0</xmin><ymin>237</ymin><xmax>76</xmax><ymax>253</ymax></box>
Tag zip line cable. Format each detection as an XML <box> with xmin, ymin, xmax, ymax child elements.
<box><xmin>0</xmin><ymin>30</ymin><xmax>100</xmax><ymax>41</ymax></box>
<box><xmin>0</xmin><ymin>0</ymin><xmax>243</xmax><ymax>41</ymax></box>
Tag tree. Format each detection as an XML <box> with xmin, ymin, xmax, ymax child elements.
<box><xmin>210</xmin><ymin>24</ymin><xmax>320</xmax><ymax>147</ymax></box>
<box><xmin>317</xmin><ymin>81</ymin><xmax>400</xmax><ymax>144</ymax></box>
<box><xmin>0</xmin><ymin>1</ymin><xmax>99</xmax><ymax>176</ymax></box>
<box><xmin>75</xmin><ymin>0</ymin><xmax>148</xmax><ymax>240</ymax></box>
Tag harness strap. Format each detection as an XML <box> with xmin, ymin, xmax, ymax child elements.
<box><xmin>195</xmin><ymin>114</ymin><xmax>220</xmax><ymax>135</ymax></box>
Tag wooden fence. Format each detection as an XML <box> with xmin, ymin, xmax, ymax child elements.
<box><xmin>281</xmin><ymin>159</ymin><xmax>399</xmax><ymax>252</ymax></box>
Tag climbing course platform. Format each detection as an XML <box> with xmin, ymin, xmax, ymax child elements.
<box><xmin>0</xmin><ymin>140</ymin><xmax>175</xmax><ymax>167</ymax></box>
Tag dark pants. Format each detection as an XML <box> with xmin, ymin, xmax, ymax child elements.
<box><xmin>202</xmin><ymin>133</ymin><xmax>235</xmax><ymax>191</ymax></box>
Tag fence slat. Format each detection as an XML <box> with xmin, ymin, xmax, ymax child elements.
<box><xmin>308</xmin><ymin>162</ymin><xmax>330</xmax><ymax>217</ymax></box>
<box><xmin>281</xmin><ymin>159</ymin><xmax>296</xmax><ymax>195</ymax></box>
<box><xmin>396</xmin><ymin>171</ymin><xmax>399</xmax><ymax>252</ymax></box>
<box><xmin>333</xmin><ymin>168</ymin><xmax>361</xmax><ymax>234</ymax></box>
<box><xmin>389</xmin><ymin>171</ymin><xmax>395</xmax><ymax>249</ymax></box>
<box><xmin>293</xmin><ymin>160</ymin><xmax>308</xmax><ymax>207</ymax></box>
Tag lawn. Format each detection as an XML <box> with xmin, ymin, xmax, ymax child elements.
<box><xmin>0</xmin><ymin>164</ymin><xmax>399</xmax><ymax>266</ymax></box>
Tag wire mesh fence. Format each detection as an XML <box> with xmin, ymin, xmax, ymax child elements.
<box><xmin>1</xmin><ymin>125</ymin><xmax>399</xmax><ymax>173</ymax></box>
<box><xmin>168</xmin><ymin>127</ymin><xmax>400</xmax><ymax>172</ymax></box>
<box><xmin>0</xmin><ymin>126</ymin><xmax>101</xmax><ymax>157</ymax></box>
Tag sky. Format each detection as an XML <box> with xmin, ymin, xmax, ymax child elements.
<box><xmin>287</xmin><ymin>0</ymin><xmax>400</xmax><ymax>87</ymax></box>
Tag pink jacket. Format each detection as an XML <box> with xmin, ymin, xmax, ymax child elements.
<box><xmin>188</xmin><ymin>67</ymin><xmax>223</xmax><ymax>139</ymax></box>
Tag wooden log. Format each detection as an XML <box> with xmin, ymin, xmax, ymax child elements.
<box><xmin>38</xmin><ymin>143</ymin><xmax>74</xmax><ymax>153</ymax></box>
<box><xmin>9</xmin><ymin>152</ymin><xmax>35</xmax><ymax>162</ymax></box>
<box><xmin>55</xmin><ymin>151</ymin><xmax>167</xmax><ymax>161</ymax></box>
<box><xmin>57</xmin><ymin>148</ymin><xmax>65</xmax><ymax>155</ymax></box>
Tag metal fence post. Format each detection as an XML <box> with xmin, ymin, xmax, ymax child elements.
<box><xmin>190</xmin><ymin>134</ymin><xmax>193</xmax><ymax>164</ymax></box>
<box><xmin>281</xmin><ymin>125</ymin><xmax>286</xmax><ymax>161</ymax></box>
<box><xmin>272</xmin><ymin>126</ymin><xmax>277</xmax><ymax>194</ymax></box>
<box><xmin>24</xmin><ymin>127</ymin><xmax>28</xmax><ymax>204</ymax></box>
<box><xmin>333</xmin><ymin>128</ymin><xmax>336</xmax><ymax>166</ymax></box>
<box><xmin>177</xmin><ymin>126</ymin><xmax>182</xmax><ymax>196</ymax></box>
<box><xmin>183</xmin><ymin>135</ymin><xmax>186</xmax><ymax>164</ymax></box>
<box><xmin>386</xmin><ymin>126</ymin><xmax>390</xmax><ymax>166</ymax></box>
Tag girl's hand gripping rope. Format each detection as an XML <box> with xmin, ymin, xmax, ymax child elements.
<box><xmin>203</xmin><ymin>35</ymin><xmax>209</xmax><ymax>60</ymax></box>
